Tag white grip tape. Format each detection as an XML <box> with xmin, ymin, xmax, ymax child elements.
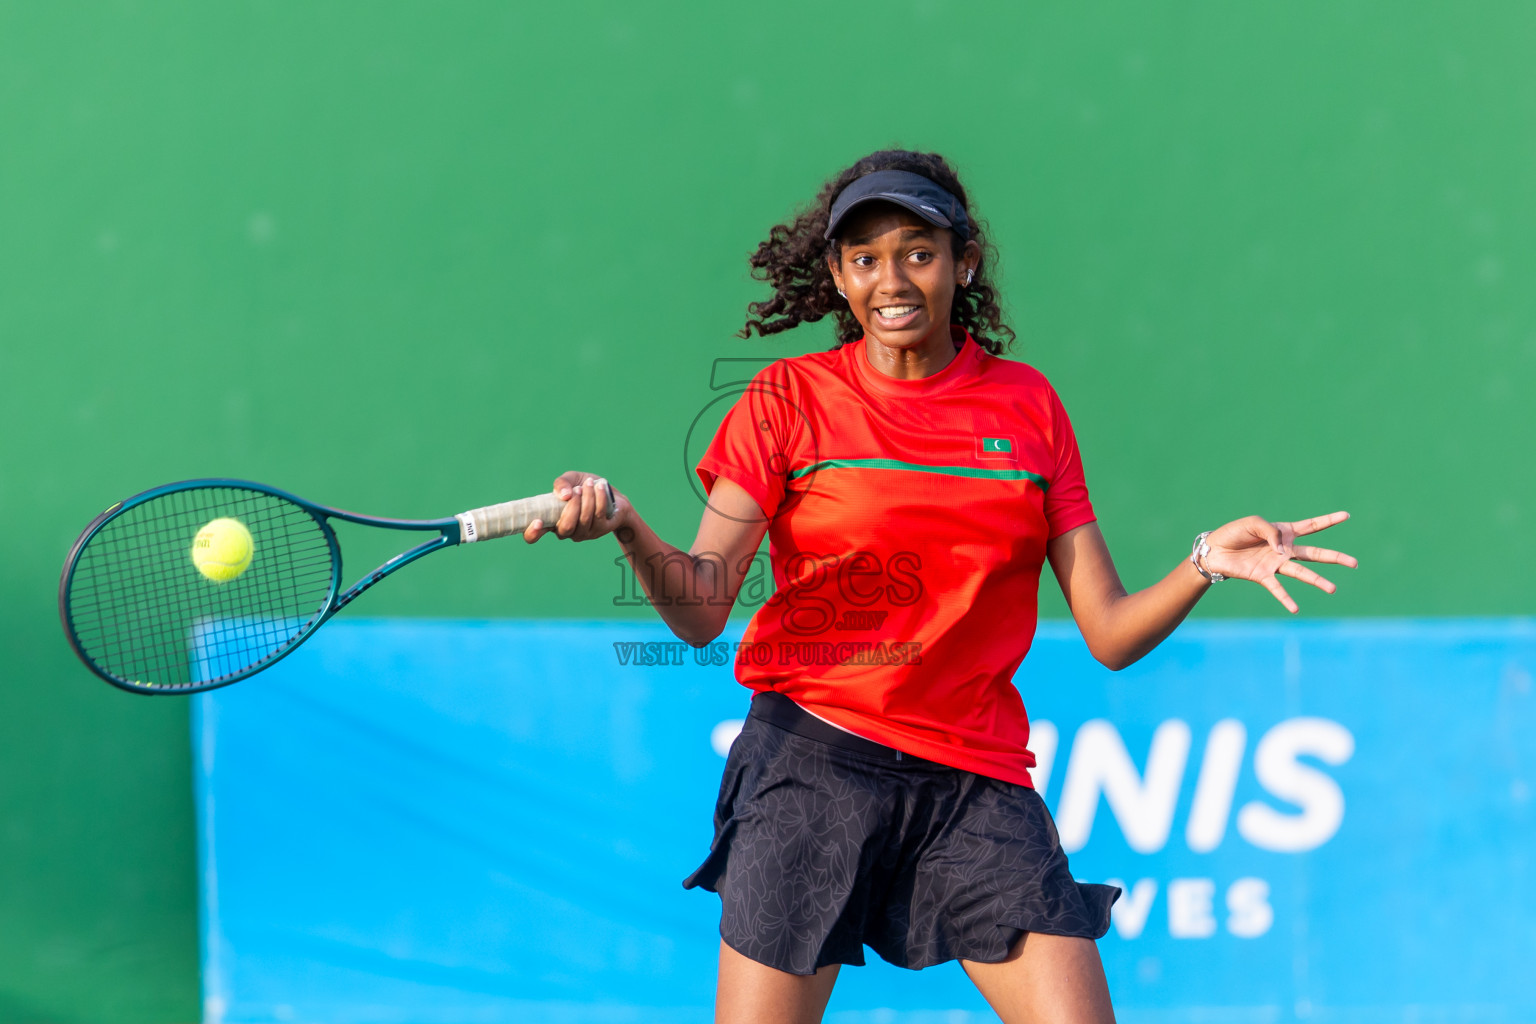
<box><xmin>456</xmin><ymin>493</ymin><xmax>567</xmax><ymax>543</ymax></box>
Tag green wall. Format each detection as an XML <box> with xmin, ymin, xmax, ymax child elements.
<box><xmin>2</xmin><ymin>2</ymin><xmax>1532</xmax><ymax>1019</ymax></box>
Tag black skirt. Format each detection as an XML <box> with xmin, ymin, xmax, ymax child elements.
<box><xmin>683</xmin><ymin>692</ymin><xmax>1119</xmax><ymax>975</ymax></box>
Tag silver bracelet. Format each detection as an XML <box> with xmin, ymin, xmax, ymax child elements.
<box><xmin>1191</xmin><ymin>531</ymin><xmax>1227</xmax><ymax>582</ymax></box>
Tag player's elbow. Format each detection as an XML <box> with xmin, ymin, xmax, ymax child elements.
<box><xmin>672</xmin><ymin>610</ymin><xmax>730</xmax><ymax>648</ymax></box>
<box><xmin>1097</xmin><ymin>646</ymin><xmax>1153</xmax><ymax>672</ymax></box>
<box><xmin>1078</xmin><ymin>611</ymin><xmax>1143</xmax><ymax>672</ymax></box>
<box><xmin>1086</xmin><ymin>640</ymin><xmax>1137</xmax><ymax>673</ymax></box>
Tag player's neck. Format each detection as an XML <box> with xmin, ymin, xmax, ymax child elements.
<box><xmin>862</xmin><ymin>325</ymin><xmax>962</xmax><ymax>381</ymax></box>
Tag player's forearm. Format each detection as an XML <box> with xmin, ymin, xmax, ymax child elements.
<box><xmin>613</xmin><ymin>506</ymin><xmax>733</xmax><ymax>646</ymax></box>
<box><xmin>1081</xmin><ymin>559</ymin><xmax>1211</xmax><ymax>670</ymax></box>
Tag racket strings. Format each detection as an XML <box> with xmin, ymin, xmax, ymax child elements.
<box><xmin>66</xmin><ymin>487</ymin><xmax>337</xmax><ymax>689</ymax></box>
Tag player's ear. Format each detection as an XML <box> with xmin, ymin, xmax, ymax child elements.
<box><xmin>826</xmin><ymin>251</ymin><xmax>845</xmax><ymax>297</ymax></box>
<box><xmin>959</xmin><ymin>239</ymin><xmax>981</xmax><ymax>283</ymax></box>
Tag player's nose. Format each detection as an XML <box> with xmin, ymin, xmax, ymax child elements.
<box><xmin>874</xmin><ymin>260</ymin><xmax>913</xmax><ymax>296</ymax></box>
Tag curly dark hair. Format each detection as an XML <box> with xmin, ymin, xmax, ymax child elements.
<box><xmin>738</xmin><ymin>149</ymin><xmax>1013</xmax><ymax>354</ymax></box>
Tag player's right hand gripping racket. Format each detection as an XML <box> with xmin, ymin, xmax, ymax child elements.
<box><xmin>58</xmin><ymin>478</ymin><xmax>613</xmax><ymax>695</ymax></box>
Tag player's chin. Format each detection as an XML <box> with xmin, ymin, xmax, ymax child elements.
<box><xmin>865</xmin><ymin>317</ymin><xmax>934</xmax><ymax>349</ymax></box>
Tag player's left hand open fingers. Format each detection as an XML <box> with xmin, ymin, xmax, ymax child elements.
<box><xmin>1286</xmin><ymin>511</ymin><xmax>1350</xmax><ymax>537</ymax></box>
<box><xmin>1278</xmin><ymin>560</ymin><xmax>1335</xmax><ymax>594</ymax></box>
<box><xmin>1207</xmin><ymin>514</ymin><xmax>1287</xmax><ymax>559</ymax></box>
<box><xmin>1292</xmin><ymin>544</ymin><xmax>1358</xmax><ymax>568</ymax></box>
<box><xmin>1260</xmin><ymin>575</ymin><xmax>1300</xmax><ymax>614</ymax></box>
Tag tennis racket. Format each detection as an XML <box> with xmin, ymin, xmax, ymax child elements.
<box><xmin>58</xmin><ymin>478</ymin><xmax>613</xmax><ymax>695</ymax></box>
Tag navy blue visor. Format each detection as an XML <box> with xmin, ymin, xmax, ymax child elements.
<box><xmin>824</xmin><ymin>170</ymin><xmax>971</xmax><ymax>241</ymax></box>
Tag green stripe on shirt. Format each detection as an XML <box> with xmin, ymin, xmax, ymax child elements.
<box><xmin>786</xmin><ymin>458</ymin><xmax>1048</xmax><ymax>488</ymax></box>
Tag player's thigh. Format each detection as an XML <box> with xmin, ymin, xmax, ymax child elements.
<box><xmin>716</xmin><ymin>939</ymin><xmax>841</xmax><ymax>1024</ymax></box>
<box><xmin>960</xmin><ymin>932</ymin><xmax>1114</xmax><ymax>1024</ymax></box>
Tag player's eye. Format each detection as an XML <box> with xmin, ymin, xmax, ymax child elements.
<box><xmin>852</xmin><ymin>254</ymin><xmax>876</xmax><ymax>269</ymax></box>
<box><xmin>908</xmin><ymin>250</ymin><xmax>933</xmax><ymax>264</ymax></box>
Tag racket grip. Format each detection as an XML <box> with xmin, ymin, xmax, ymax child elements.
<box><xmin>455</xmin><ymin>485</ymin><xmax>616</xmax><ymax>543</ymax></box>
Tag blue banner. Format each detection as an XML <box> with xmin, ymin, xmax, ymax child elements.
<box><xmin>194</xmin><ymin>619</ymin><xmax>1536</xmax><ymax>1023</ymax></box>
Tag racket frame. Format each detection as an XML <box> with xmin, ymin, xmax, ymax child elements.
<box><xmin>59</xmin><ymin>478</ymin><xmax>464</xmax><ymax>695</ymax></box>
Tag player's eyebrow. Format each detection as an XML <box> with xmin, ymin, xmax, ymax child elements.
<box><xmin>844</xmin><ymin>225</ymin><xmax>940</xmax><ymax>247</ymax></box>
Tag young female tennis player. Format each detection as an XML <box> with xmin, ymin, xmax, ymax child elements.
<box><xmin>527</xmin><ymin>150</ymin><xmax>1355</xmax><ymax>1023</ymax></box>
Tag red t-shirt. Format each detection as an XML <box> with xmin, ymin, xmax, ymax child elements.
<box><xmin>696</xmin><ymin>331</ymin><xmax>1096</xmax><ymax>786</ymax></box>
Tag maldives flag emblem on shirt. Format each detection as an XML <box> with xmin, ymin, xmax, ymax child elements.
<box><xmin>977</xmin><ymin>435</ymin><xmax>1016</xmax><ymax>459</ymax></box>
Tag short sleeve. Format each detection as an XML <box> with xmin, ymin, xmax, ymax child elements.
<box><xmin>1043</xmin><ymin>386</ymin><xmax>1096</xmax><ymax>539</ymax></box>
<box><xmin>695</xmin><ymin>370</ymin><xmax>800</xmax><ymax>519</ymax></box>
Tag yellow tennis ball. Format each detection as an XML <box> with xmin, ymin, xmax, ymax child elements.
<box><xmin>191</xmin><ymin>518</ymin><xmax>254</xmax><ymax>583</ymax></box>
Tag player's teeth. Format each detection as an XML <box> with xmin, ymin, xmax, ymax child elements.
<box><xmin>880</xmin><ymin>306</ymin><xmax>917</xmax><ymax>316</ymax></box>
